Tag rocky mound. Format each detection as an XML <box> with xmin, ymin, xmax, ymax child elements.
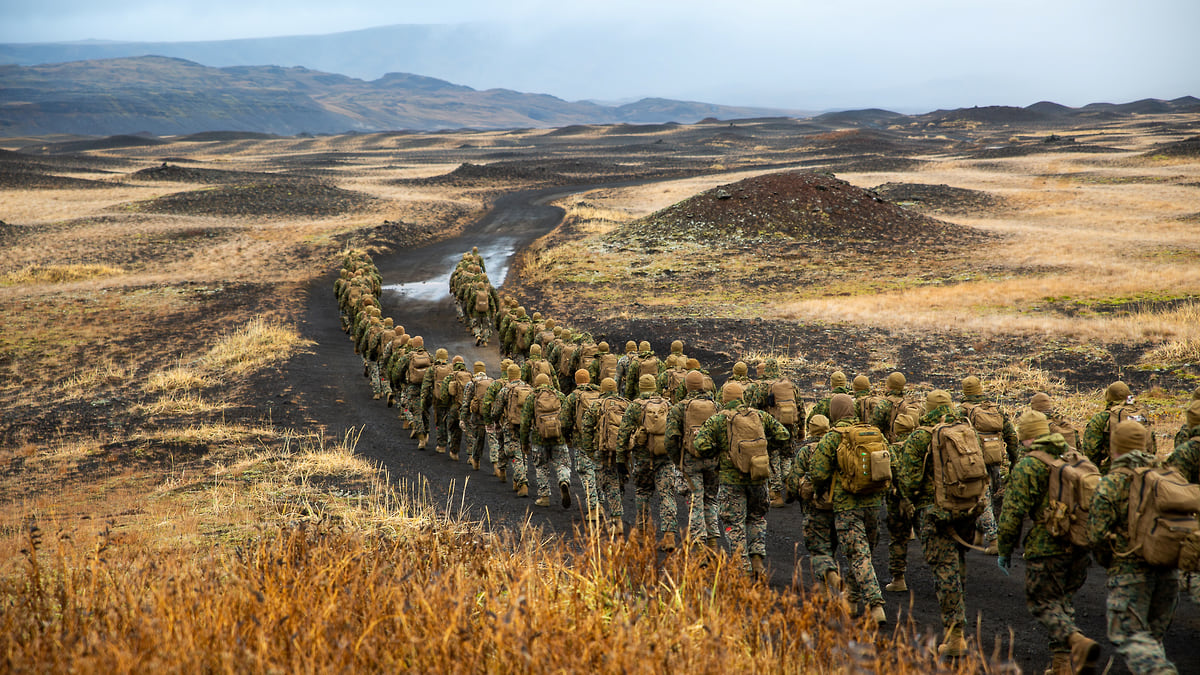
<box><xmin>870</xmin><ymin>182</ymin><xmax>1006</xmax><ymax>214</ymax></box>
<box><xmin>129</xmin><ymin>163</ymin><xmax>284</xmax><ymax>184</ymax></box>
<box><xmin>135</xmin><ymin>179</ymin><xmax>375</xmax><ymax>217</ymax></box>
<box><xmin>25</xmin><ymin>134</ymin><xmax>168</xmax><ymax>154</ymax></box>
<box><xmin>611</xmin><ymin>170</ymin><xmax>985</xmax><ymax>248</ymax></box>
<box><xmin>1145</xmin><ymin>135</ymin><xmax>1200</xmax><ymax>158</ymax></box>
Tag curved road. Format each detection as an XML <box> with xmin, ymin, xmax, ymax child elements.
<box><xmin>292</xmin><ymin>182</ymin><xmax>1198</xmax><ymax>675</ymax></box>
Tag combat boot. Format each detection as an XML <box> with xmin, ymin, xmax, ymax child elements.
<box><xmin>363</xmin><ymin>363</ymin><xmax>369</xmax><ymax>377</ymax></box>
<box><xmin>984</xmin><ymin>539</ymin><xmax>999</xmax><ymax>556</ymax></box>
<box><xmin>535</xmin><ymin>496</ymin><xmax>550</xmax><ymax>507</ymax></box>
<box><xmin>560</xmin><ymin>482</ymin><xmax>571</xmax><ymax>508</ymax></box>
<box><xmin>516</xmin><ymin>484</ymin><xmax>528</xmax><ymax>498</ymax></box>
<box><xmin>496</xmin><ymin>466</ymin><xmax>507</xmax><ymax>482</ymax></box>
<box><xmin>386</xmin><ymin>393</ymin><xmax>394</xmax><ymax>408</ymax></box>
<box><xmin>449</xmin><ymin>451</ymin><xmax>459</xmax><ymax>462</ymax></box>
<box><xmin>823</xmin><ymin>570</ymin><xmax>843</xmax><ymax>596</ymax></box>
<box><xmin>749</xmin><ymin>554</ymin><xmax>765</xmax><ymax>579</ymax></box>
<box><xmin>884</xmin><ymin>575</ymin><xmax>908</xmax><ymax>592</ymax></box>
<box><xmin>469</xmin><ymin>457</ymin><xmax>479</xmax><ymax>470</ymax></box>
<box><xmin>1067</xmin><ymin>631</ymin><xmax>1100</xmax><ymax>674</ymax></box>
<box><xmin>660</xmin><ymin>531</ymin><xmax>676</xmax><ymax>552</ymax></box>
<box><xmin>937</xmin><ymin>626</ymin><xmax>968</xmax><ymax>658</ymax></box>
<box><xmin>609</xmin><ymin>520</ymin><xmax>625</xmax><ymax>537</ymax></box>
<box><xmin>770</xmin><ymin>490</ymin><xmax>785</xmax><ymax>508</ymax></box>
<box><xmin>868</xmin><ymin>604</ymin><xmax>888</xmax><ymax>626</ymax></box>
<box><xmin>435</xmin><ymin>445</ymin><xmax>446</xmax><ymax>454</ymax></box>
<box><xmin>372</xmin><ymin>392</ymin><xmax>381</xmax><ymax>400</ymax></box>
<box><xmin>417</xmin><ymin>434</ymin><xmax>428</xmax><ymax>450</ymax></box>
<box><xmin>1046</xmin><ymin>652</ymin><xmax>1072</xmax><ymax>675</ymax></box>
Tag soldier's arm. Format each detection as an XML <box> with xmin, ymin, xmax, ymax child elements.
<box><xmin>1167</xmin><ymin>441</ymin><xmax>1200</xmax><ymax>484</ymax></box>
<box><xmin>1081</xmin><ymin>412</ymin><xmax>1109</xmax><ymax>467</ymax></box>
<box><xmin>762</xmin><ymin>412</ymin><xmax>791</xmax><ymax>451</ymax></box>
<box><xmin>1002</xmin><ymin>414</ymin><xmax>1019</xmax><ymax>464</ymax></box>
<box><xmin>1086</xmin><ymin>477</ymin><xmax>1120</xmax><ymax>551</ymax></box>
<box><xmin>519</xmin><ymin>395</ymin><xmax>534</xmax><ymax>447</ymax></box>
<box><xmin>558</xmin><ymin>393</ymin><xmax>573</xmax><ymax>439</ymax></box>
<box><xmin>692</xmin><ymin>415</ymin><xmax>722</xmax><ymax>460</ymax></box>
<box><xmin>995</xmin><ymin>458</ymin><xmax>1037</xmax><ymax>557</ymax></box>
<box><xmin>808</xmin><ymin>431</ymin><xmax>837</xmax><ymax>490</ymax></box>
<box><xmin>664</xmin><ymin>403</ymin><xmax>684</xmax><ymax>463</ymax></box>
<box><xmin>869</xmin><ymin>399</ymin><xmax>892</xmax><ymax>434</ymax></box>
<box><xmin>617</xmin><ymin>403</ymin><xmax>640</xmax><ymax>451</ymax></box>
<box><xmin>896</xmin><ymin>430</ymin><xmax>930</xmax><ymax>503</ymax></box>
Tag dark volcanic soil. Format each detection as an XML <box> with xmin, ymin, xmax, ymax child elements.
<box><xmin>135</xmin><ymin>179</ymin><xmax>377</xmax><ymax>217</ymax></box>
<box><xmin>870</xmin><ymin>182</ymin><xmax>1008</xmax><ymax>214</ymax></box>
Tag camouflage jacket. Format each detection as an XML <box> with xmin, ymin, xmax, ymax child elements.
<box><xmin>658</xmin><ymin>368</ymin><xmax>689</xmax><ymax>404</ymax></box>
<box><xmin>519</xmin><ymin>385</ymin><xmax>572</xmax><ymax>447</ymax></box>
<box><xmin>459</xmin><ymin>373</ymin><xmax>495</xmax><ymax>425</ymax></box>
<box><xmin>617</xmin><ymin>392</ymin><xmax>668</xmax><ymax>456</ymax></box>
<box><xmin>579</xmin><ymin>392</ymin><xmax>626</xmax><ymax>463</ymax></box>
<box><xmin>614</xmin><ymin>352</ymin><xmax>637</xmax><ymax>395</ymax></box>
<box><xmin>693</xmin><ymin>400</ymin><xmax>791</xmax><ymax>486</ymax></box>
<box><xmin>564</xmin><ymin>383</ymin><xmax>602</xmax><ymax>448</ymax></box>
<box><xmin>1087</xmin><ymin>450</ymin><xmax>1159</xmax><ymax>575</ymax></box>
<box><xmin>438</xmin><ymin>362</ymin><xmax>470</xmax><ymax>412</ymax></box>
<box><xmin>419</xmin><ymin>359</ymin><xmax>452</xmax><ymax>410</ymax></box>
<box><xmin>808</xmin><ymin>418</ymin><xmax>885</xmax><ymax>512</ymax></box>
<box><xmin>807</xmin><ymin>387</ymin><xmax>850</xmax><ymax>425</ymax></box>
<box><xmin>521</xmin><ymin>358</ymin><xmax>561</xmax><ymax>390</ymax></box>
<box><xmin>787</xmin><ymin>439</ymin><xmax>821</xmax><ymax>504</ymax></box>
<box><xmin>665</xmin><ymin>390</ymin><xmax>718</xmax><ymax>465</ymax></box>
<box><xmin>1174</xmin><ymin>423</ymin><xmax>1197</xmax><ymax>451</ymax></box>
<box><xmin>481</xmin><ymin>378</ymin><xmax>511</xmax><ymax>426</ymax></box>
<box><xmin>896</xmin><ymin>405</ymin><xmax>977</xmax><ymax>520</ymax></box>
<box><xmin>958</xmin><ymin>394</ymin><xmax>1019</xmax><ymax>467</ymax></box>
<box><xmin>1082</xmin><ymin>407</ymin><xmax>1117</xmax><ymax>474</ymax></box>
<box><xmin>996</xmin><ymin>433</ymin><xmax>1082</xmax><ymax>559</ymax></box>
<box><xmin>746</xmin><ymin>377</ymin><xmax>805</xmax><ymax>431</ymax></box>
<box><xmin>867</xmin><ymin>393</ymin><xmax>902</xmax><ymax>436</ymax></box>
<box><xmin>1167</xmin><ymin>428</ymin><xmax>1200</xmax><ymax>484</ymax></box>
<box><xmin>624</xmin><ymin>352</ymin><xmax>661</xmax><ymax>399</ymax></box>
<box><xmin>394</xmin><ymin>348</ymin><xmax>427</xmax><ymax>390</ymax></box>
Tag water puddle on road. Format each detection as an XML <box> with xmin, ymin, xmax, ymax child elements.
<box><xmin>382</xmin><ymin>238</ymin><xmax>518</xmax><ymax>302</ymax></box>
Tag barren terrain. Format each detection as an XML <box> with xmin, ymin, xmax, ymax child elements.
<box><xmin>3</xmin><ymin>110</ymin><xmax>1200</xmax><ymax>673</ymax></box>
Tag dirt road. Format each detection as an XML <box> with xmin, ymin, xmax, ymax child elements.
<box><xmin>290</xmin><ymin>183</ymin><xmax>1198</xmax><ymax>675</ymax></box>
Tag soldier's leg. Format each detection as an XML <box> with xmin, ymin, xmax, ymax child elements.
<box><xmin>1025</xmin><ymin>552</ymin><xmax>1090</xmax><ymax>655</ymax></box>
<box><xmin>576</xmin><ymin>452</ymin><xmax>601</xmax><ymax>524</ymax></box>
<box><xmin>532</xmin><ymin>444</ymin><xmax>552</xmax><ymax>499</ymax></box>
<box><xmin>1106</xmin><ymin>572</ymin><xmax>1179</xmax><ymax>675</ymax></box>
<box><xmin>768</xmin><ymin>444</ymin><xmax>784</xmax><ymax>499</ymax></box>
<box><xmin>368</xmin><ymin>361</ymin><xmax>383</xmax><ymax>397</ymax></box>
<box><xmin>486</xmin><ymin>424</ymin><xmax>501</xmax><ymax>468</ymax></box>
<box><xmin>975</xmin><ymin>482</ymin><xmax>998</xmax><ymax>547</ymax></box>
<box><xmin>745</xmin><ymin>482</ymin><xmax>769</xmax><ymax>560</ymax></box>
<box><xmin>503</xmin><ymin>429</ymin><xmax>528</xmax><ymax>491</ymax></box>
<box><xmin>631</xmin><ymin>452</ymin><xmax>656</xmax><ymax>532</ymax></box>
<box><xmin>551</xmin><ymin>442</ymin><xmax>572</xmax><ymax>487</ymax></box>
<box><xmin>918</xmin><ymin>510</ymin><xmax>970</xmax><ymax>635</ymax></box>
<box><xmin>652</xmin><ymin>457</ymin><xmax>678</xmax><ymax>537</ymax></box>
<box><xmin>701</xmin><ymin>460</ymin><xmax>721</xmax><ymax>542</ymax></box>
<box><xmin>597</xmin><ymin>462</ymin><xmax>624</xmax><ymax>528</ymax></box>
<box><xmin>805</xmin><ymin>506</ymin><xmax>838</xmax><ymax>581</ymax></box>
<box><xmin>683</xmin><ymin>455</ymin><xmax>707</xmax><ymax>543</ymax></box>
<box><xmin>836</xmin><ymin>509</ymin><xmax>883</xmax><ymax>608</ymax></box>
<box><xmin>446</xmin><ymin>409</ymin><xmax>463</xmax><ymax>458</ymax></box>
<box><xmin>433</xmin><ymin>406</ymin><xmax>450</xmax><ymax>451</ymax></box>
<box><xmin>718</xmin><ymin>483</ymin><xmax>750</xmax><ymax>572</ymax></box>
<box><xmin>886</xmin><ymin>491</ymin><xmax>912</xmax><ymax>582</ymax></box>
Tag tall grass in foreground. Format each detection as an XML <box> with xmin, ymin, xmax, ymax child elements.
<box><xmin>2</xmin><ymin>509</ymin><xmax>993</xmax><ymax>673</ymax></box>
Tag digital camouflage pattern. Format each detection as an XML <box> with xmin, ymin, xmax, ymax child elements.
<box><xmin>617</xmin><ymin>392</ymin><xmax>678</xmax><ymax>535</ymax></box>
<box><xmin>693</xmin><ymin>400</ymin><xmax>792</xmax><ymax>486</ymax></box>
<box><xmin>666</xmin><ymin>389</ymin><xmax>720</xmax><ymax>543</ymax></box>
<box><xmin>808</xmin><ymin>418</ymin><xmax>886</xmax><ymax>513</ymax></box>
<box><xmin>519</xmin><ymin>385</ymin><xmax>573</xmax><ymax>500</ymax></box>
<box><xmin>807</xmin><ymin>386</ymin><xmax>850</xmax><ymax>426</ymax></box>
<box><xmin>579</xmin><ymin>390</ymin><xmax>628</xmax><ymax>529</ymax></box>
<box><xmin>1167</xmin><ymin>426</ymin><xmax>1200</xmax><ymax>484</ymax></box>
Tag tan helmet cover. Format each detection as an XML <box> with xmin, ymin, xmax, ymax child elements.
<box><xmin>1018</xmin><ymin>409</ymin><xmax>1050</xmax><ymax>441</ymax></box>
<box><xmin>1030</xmin><ymin>392</ymin><xmax>1053</xmax><ymax>414</ymax></box>
<box><xmin>639</xmin><ymin>374</ymin><xmax>657</xmax><ymax>392</ymax></box>
<box><xmin>507</xmin><ymin>364</ymin><xmax>522</xmax><ymax>380</ymax></box>
<box><xmin>685</xmin><ymin>370</ymin><xmax>704</xmax><ymax>391</ymax></box>
<box><xmin>853</xmin><ymin>375</ymin><xmax>870</xmax><ymax>392</ymax></box>
<box><xmin>807</xmin><ymin>414</ymin><xmax>830</xmax><ymax>438</ymax></box>
<box><xmin>722</xmin><ymin>382</ymin><xmax>744</xmax><ymax>404</ymax></box>
<box><xmin>829</xmin><ymin>393</ymin><xmax>855</xmax><ymax>423</ymax></box>
<box><xmin>962</xmin><ymin>376</ymin><xmax>983</xmax><ymax>397</ymax></box>
<box><xmin>733</xmin><ymin>361</ymin><xmax>748</xmax><ymax>377</ymax></box>
<box><xmin>435</xmin><ymin>348</ymin><xmax>449</xmax><ymax>361</ymax></box>
<box><xmin>1106</xmin><ymin>381</ymin><xmax>1132</xmax><ymax>403</ymax></box>
<box><xmin>886</xmin><ymin>372</ymin><xmax>906</xmax><ymax>392</ymax></box>
<box><xmin>534</xmin><ymin>373</ymin><xmax>551</xmax><ymax>387</ymax></box>
<box><xmin>601</xmin><ymin>378</ymin><xmax>617</xmax><ymax>393</ymax></box>
<box><xmin>830</xmin><ymin>371</ymin><xmax>848</xmax><ymax>389</ymax></box>
<box><xmin>575</xmin><ymin>369</ymin><xmax>590</xmax><ymax>386</ymax></box>
<box><xmin>474</xmin><ymin>361</ymin><xmax>487</xmax><ymax>374</ymax></box>
<box><xmin>670</xmin><ymin>340</ymin><xmax>683</xmax><ymax>354</ymax></box>
<box><xmin>1111</xmin><ymin>420</ymin><xmax>1148</xmax><ymax>456</ymax></box>
<box><xmin>926</xmin><ymin>389</ymin><xmax>952</xmax><ymax>410</ymax></box>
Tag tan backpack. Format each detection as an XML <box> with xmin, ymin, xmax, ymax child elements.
<box><xmin>431</xmin><ymin>362</ymin><xmax>455</xmax><ymax>403</ymax></box>
<box><xmin>515</xmin><ymin>324</ymin><xmax>532</xmax><ymax>352</ymax></box>
<box><xmin>726</xmin><ymin>407</ymin><xmax>770</xmax><ymax>481</ymax></box>
<box><xmin>533</xmin><ymin>389</ymin><xmax>564</xmax><ymax>441</ymax></box>
<box><xmin>557</xmin><ymin>343</ymin><xmax>580</xmax><ymax>377</ymax></box>
<box><xmin>503</xmin><ymin>381</ymin><xmax>533</xmax><ymax>427</ymax></box>
<box><xmin>1107</xmin><ymin>404</ymin><xmax>1155</xmax><ymax>454</ymax></box>
<box><xmin>855</xmin><ymin>394</ymin><xmax>884</xmax><ymax>427</ymax></box>
<box><xmin>767</xmin><ymin>379</ymin><xmax>800</xmax><ymax>426</ymax></box>
<box><xmin>406</xmin><ymin>350</ymin><xmax>431</xmax><ymax>384</ymax></box>
<box><xmin>598</xmin><ymin>353</ymin><xmax>618</xmax><ymax>382</ymax></box>
<box><xmin>1049</xmin><ymin>418</ymin><xmax>1080</xmax><ymax>451</ymax></box>
<box><xmin>596</xmin><ymin>396</ymin><xmax>631</xmax><ymax>460</ymax></box>
<box><xmin>528</xmin><ymin>359</ymin><xmax>554</xmax><ymax>384</ymax></box>
<box><xmin>1116</xmin><ymin>465</ymin><xmax>1200</xmax><ymax>570</ymax></box>
<box><xmin>637</xmin><ymin>355</ymin><xmax>660</xmax><ymax>380</ymax></box>
<box><xmin>1028</xmin><ymin>449</ymin><xmax>1101</xmax><ymax>547</ymax></box>
<box><xmin>637</xmin><ymin>396</ymin><xmax>670</xmax><ymax>456</ymax></box>
<box><xmin>929</xmin><ymin>420</ymin><xmax>990</xmax><ymax>514</ymax></box>
<box><xmin>835</xmin><ymin>423</ymin><xmax>892</xmax><ymax>495</ymax></box>
<box><xmin>683</xmin><ymin>397</ymin><xmax>719</xmax><ymax>458</ymax></box>
<box><xmin>474</xmin><ymin>288</ymin><xmax>489</xmax><ymax>313</ymax></box>
<box><xmin>964</xmin><ymin>401</ymin><xmax>1008</xmax><ymax>466</ymax></box>
<box><xmin>665</xmin><ymin>368</ymin><xmax>689</xmax><ymax>402</ymax></box>
<box><xmin>448</xmin><ymin>369</ymin><xmax>473</xmax><ymax>405</ymax></box>
<box><xmin>886</xmin><ymin>395</ymin><xmax>925</xmax><ymax>443</ymax></box>
<box><xmin>574</xmin><ymin>388</ymin><xmax>602</xmax><ymax>439</ymax></box>
<box><xmin>469</xmin><ymin>374</ymin><xmax>493</xmax><ymax>415</ymax></box>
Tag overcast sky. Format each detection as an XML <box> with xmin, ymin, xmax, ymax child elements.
<box><xmin>2</xmin><ymin>0</ymin><xmax>1198</xmax><ymax>111</ymax></box>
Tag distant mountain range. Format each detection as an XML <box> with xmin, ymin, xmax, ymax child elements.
<box><xmin>0</xmin><ymin>50</ymin><xmax>1196</xmax><ymax>138</ymax></box>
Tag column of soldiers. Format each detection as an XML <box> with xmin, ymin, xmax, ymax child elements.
<box><xmin>337</xmin><ymin>248</ymin><xmax>1199</xmax><ymax>674</ymax></box>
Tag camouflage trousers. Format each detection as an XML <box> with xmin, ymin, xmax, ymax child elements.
<box><xmin>399</xmin><ymin>385</ymin><xmax>425</xmax><ymax>437</ymax></box>
<box><xmin>470</xmin><ymin>315</ymin><xmax>493</xmax><ymax>344</ymax></box>
<box><xmin>631</xmin><ymin>449</ymin><xmax>678</xmax><ymax>535</ymax></box>
<box><xmin>444</xmin><ymin>406</ymin><xmax>463</xmax><ymax>456</ymax></box>
<box><xmin>596</xmin><ymin>458</ymin><xmax>625</xmax><ymax>525</ymax></box>
<box><xmin>1106</xmin><ymin>569</ymin><xmax>1179</xmax><ymax>675</ymax></box>
<box><xmin>368</xmin><ymin>361</ymin><xmax>389</xmax><ymax>398</ymax></box>
<box><xmin>1183</xmin><ymin>572</ymin><xmax>1200</xmax><ymax>606</ymax></box>
<box><xmin>463</xmin><ymin>414</ymin><xmax>497</xmax><ymax>466</ymax></box>
<box><xmin>769</xmin><ymin>428</ymin><xmax>796</xmax><ymax>498</ymax></box>
<box><xmin>431</xmin><ymin>405</ymin><xmax>452</xmax><ymax>450</ymax></box>
<box><xmin>500</xmin><ymin>427</ymin><xmax>528</xmax><ymax>489</ymax></box>
<box><xmin>680</xmin><ymin>452</ymin><xmax>720</xmax><ymax>543</ymax></box>
<box><xmin>885</xmin><ymin>490</ymin><xmax>914</xmax><ymax>578</ymax></box>
<box><xmin>804</xmin><ymin>504</ymin><xmax>839</xmax><ymax>580</ymax></box>
<box><xmin>835</xmin><ymin>508</ymin><xmax>883</xmax><ymax>607</ymax></box>
<box><xmin>532</xmin><ymin>442</ymin><xmax>572</xmax><ymax>499</ymax></box>
<box><xmin>975</xmin><ymin>480</ymin><xmax>999</xmax><ymax>543</ymax></box>
<box><xmin>917</xmin><ymin>508</ymin><xmax>976</xmax><ymax>633</ymax></box>
<box><xmin>719</xmin><ymin>481</ymin><xmax>769</xmax><ymax>572</ymax></box>
<box><xmin>1025</xmin><ymin>551</ymin><xmax>1090</xmax><ymax>653</ymax></box>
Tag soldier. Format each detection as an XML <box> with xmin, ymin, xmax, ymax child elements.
<box><xmin>502</xmin><ymin>306</ymin><xmax>532</xmax><ymax>359</ymax></box>
<box><xmin>481</xmin><ymin>359</ymin><xmax>516</xmax><ymax>479</ymax></box>
<box><xmin>883</xmin><ymin>413</ymin><xmax>918</xmax><ymax>593</ymax></box>
<box><xmin>657</xmin><ymin>355</ymin><xmax>689</xmax><ymax>404</ymax></box>
<box><xmin>420</xmin><ymin>350</ymin><xmax>457</xmax><ymax>455</ymax></box>
<box><xmin>808</xmin><ymin>371</ymin><xmax>850</xmax><ymax>425</ymax></box>
<box><xmin>467</xmin><ymin>280</ymin><xmax>499</xmax><ymax>346</ymax></box>
<box><xmin>439</xmin><ymin>356</ymin><xmax>473</xmax><ymax>461</ymax></box>
<box><xmin>615</xmin><ymin>340</ymin><xmax>639</xmax><ymax>397</ymax></box>
<box><xmin>624</xmin><ymin>341</ymin><xmax>661</xmax><ymax>400</ymax></box>
<box><xmin>521</xmin><ymin>343</ymin><xmax>560</xmax><ymax>390</ymax></box>
<box><xmin>666</xmin><ymin>370</ymin><xmax>721</xmax><ymax>550</ymax></box>
<box><xmin>1030</xmin><ymin>392</ymin><xmax>1082</xmax><ymax>452</ymax></box>
<box><xmin>897</xmin><ymin>389</ymin><xmax>982</xmax><ymax>658</ymax></box>
<box><xmin>747</xmin><ymin>358</ymin><xmax>804</xmax><ymax>509</ymax></box>
<box><xmin>808</xmin><ymin>393</ymin><xmax>888</xmax><ymax>625</ymax></box>
<box><xmin>459</xmin><ymin>361</ymin><xmax>494</xmax><ymax>471</ymax></box>
<box><xmin>788</xmin><ymin>415</ymin><xmax>837</xmax><ymax>590</ymax></box>
<box><xmin>565</xmin><ymin>370</ymin><xmax>603</xmax><ymax>527</ymax></box>
<box><xmin>851</xmin><ymin>375</ymin><xmax>883</xmax><ymax>424</ymax></box>
<box><xmin>1088</xmin><ymin>421</ymin><xmax>1180</xmax><ymax>675</ymax></box>
<box><xmin>1173</xmin><ymin>386</ymin><xmax>1200</xmax><ymax>448</ymax></box>
<box><xmin>520</xmin><ymin>373</ymin><xmax>573</xmax><ymax>508</ymax></box>
<box><xmin>693</xmin><ymin>382</ymin><xmax>790</xmax><ymax>577</ymax></box>
<box><xmin>587</xmin><ymin>341</ymin><xmax>619</xmax><ymax>386</ymax></box>
<box><xmin>720</xmin><ymin>361</ymin><xmax>753</xmax><ymax>402</ymax></box>
<box><xmin>617</xmin><ymin>374</ymin><xmax>678</xmax><ymax>550</ymax></box>
<box><xmin>1168</xmin><ymin>400</ymin><xmax>1200</xmax><ymax>607</ymax></box>
<box><xmin>580</xmin><ymin>377</ymin><xmax>630</xmax><ymax>535</ymax></box>
<box><xmin>490</xmin><ymin>363</ymin><xmax>532</xmax><ymax>498</ymax></box>
<box><xmin>396</xmin><ymin>336</ymin><xmax>431</xmax><ymax>449</ymax></box>
<box><xmin>997</xmin><ymin>410</ymin><xmax>1101</xmax><ymax>675</ymax></box>
<box><xmin>384</xmin><ymin>332</ymin><xmax>412</xmax><ymax>406</ymax></box>
<box><xmin>959</xmin><ymin>375</ymin><xmax>1018</xmax><ymax>555</ymax></box>
<box><xmin>1082</xmin><ymin>381</ymin><xmax>1155</xmax><ymax>474</ymax></box>
<box><xmin>869</xmin><ymin>372</ymin><xmax>923</xmax><ymax>443</ymax></box>
<box><xmin>665</xmin><ymin>340</ymin><xmax>685</xmax><ymax>370</ymax></box>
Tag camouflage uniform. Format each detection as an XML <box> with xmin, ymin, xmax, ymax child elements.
<box><xmin>789</xmin><ymin>435</ymin><xmax>839</xmax><ymax>581</ymax></box>
<box><xmin>1088</xmin><ymin>450</ymin><xmax>1180</xmax><ymax>675</ymax></box>
<box><xmin>746</xmin><ymin>360</ymin><xmax>804</xmax><ymax>505</ymax></box>
<box><xmin>617</xmin><ymin>391</ymin><xmax>678</xmax><ymax>537</ymax></box>
<box><xmin>490</xmin><ymin>377</ymin><xmax>531</xmax><ymax>493</ymax></box>
<box><xmin>884</xmin><ymin>427</ymin><xmax>916</xmax><ymax>586</ymax></box>
<box><xmin>480</xmin><ymin>374</ymin><xmax>512</xmax><ymax>473</ymax></box>
<box><xmin>666</xmin><ymin>388</ymin><xmax>721</xmax><ymax>544</ymax></box>
<box><xmin>459</xmin><ymin>370</ymin><xmax>497</xmax><ymax>469</ymax></box>
<box><xmin>614</xmin><ymin>342</ymin><xmax>639</xmax><ymax>399</ymax></box>
<box><xmin>897</xmin><ymin>403</ymin><xmax>982</xmax><ymax>637</ymax></box>
<box><xmin>807</xmin><ymin>386</ymin><xmax>850</xmax><ymax>425</ymax></box>
<box><xmin>520</xmin><ymin>384</ymin><xmax>573</xmax><ymax>504</ymax></box>
<box><xmin>565</xmin><ymin>382</ymin><xmax>603</xmax><ymax>522</ymax></box>
<box><xmin>959</xmin><ymin>392</ymin><xmax>1018</xmax><ymax>548</ymax></box>
<box><xmin>579</xmin><ymin>389</ymin><xmax>628</xmax><ymax>531</ymax></box>
<box><xmin>1168</xmin><ymin>421</ymin><xmax>1200</xmax><ymax>605</ymax></box>
<box><xmin>694</xmin><ymin>399</ymin><xmax>791</xmax><ymax>572</ymax></box>
<box><xmin>438</xmin><ymin>361</ymin><xmax>470</xmax><ymax>459</ymax></box>
<box><xmin>809</xmin><ymin>416</ymin><xmax>885</xmax><ymax>611</ymax></box>
<box><xmin>996</xmin><ymin>432</ymin><xmax>1093</xmax><ymax>659</ymax></box>
<box><xmin>396</xmin><ymin>346</ymin><xmax>429</xmax><ymax>440</ymax></box>
<box><xmin>623</xmin><ymin>349</ymin><xmax>661</xmax><ymax>400</ymax></box>
<box><xmin>420</xmin><ymin>356</ymin><xmax>455</xmax><ymax>452</ymax></box>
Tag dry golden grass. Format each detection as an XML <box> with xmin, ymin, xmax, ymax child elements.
<box><xmin>201</xmin><ymin>316</ymin><xmax>314</xmax><ymax>376</ymax></box>
<box><xmin>0</xmin><ymin>263</ymin><xmax>125</xmax><ymax>286</ymax></box>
